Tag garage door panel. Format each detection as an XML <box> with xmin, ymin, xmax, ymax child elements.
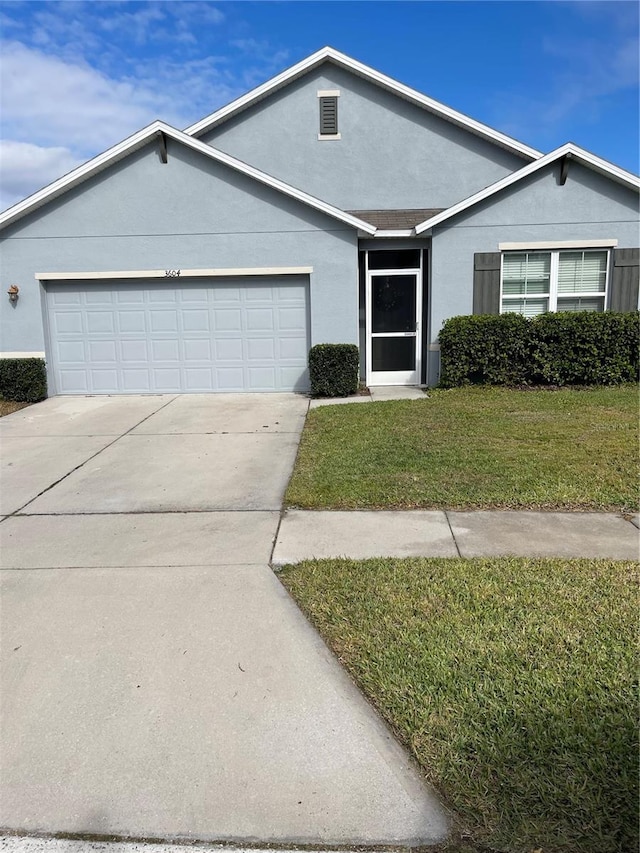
<box><xmin>58</xmin><ymin>341</ymin><xmax>85</xmax><ymax>362</ymax></box>
<box><xmin>279</xmin><ymin>337</ymin><xmax>307</xmax><ymax>360</ymax></box>
<box><xmin>120</xmin><ymin>340</ymin><xmax>148</xmax><ymax>361</ymax></box>
<box><xmin>248</xmin><ymin>367</ymin><xmax>276</xmax><ymax>390</ymax></box>
<box><xmin>89</xmin><ymin>341</ymin><xmax>117</xmax><ymax>362</ymax></box>
<box><xmin>92</xmin><ymin>370</ymin><xmax>118</xmax><ymax>391</ymax></box>
<box><xmin>183</xmin><ymin>310</ymin><xmax>210</xmax><ymax>332</ymax></box>
<box><xmin>122</xmin><ymin>369</ymin><xmax>151</xmax><ymax>391</ymax></box>
<box><xmin>116</xmin><ymin>289</ymin><xmax>144</xmax><ymax>304</ymax></box>
<box><xmin>54</xmin><ymin>312</ymin><xmax>83</xmax><ymax>334</ymax></box>
<box><xmin>217</xmin><ymin>368</ymin><xmax>244</xmax><ymax>390</ymax></box>
<box><xmin>150</xmin><ymin>311</ymin><xmax>178</xmax><ymax>332</ymax></box>
<box><xmin>247</xmin><ymin>338</ymin><xmax>275</xmax><ymax>360</ymax></box>
<box><xmin>213</xmin><ymin>288</ymin><xmax>241</xmax><ymax>303</ymax></box>
<box><xmin>184</xmin><ymin>340</ymin><xmax>212</xmax><ymax>361</ymax></box>
<box><xmin>215</xmin><ymin>338</ymin><xmax>243</xmax><ymax>361</ymax></box>
<box><xmin>246</xmin><ymin>308</ymin><xmax>275</xmax><ymax>331</ymax></box>
<box><xmin>213</xmin><ymin>309</ymin><xmax>242</xmax><ymax>332</ymax></box>
<box><xmin>46</xmin><ymin>276</ymin><xmax>310</xmax><ymax>394</ymax></box>
<box><xmin>151</xmin><ymin>340</ymin><xmax>180</xmax><ymax>361</ymax></box>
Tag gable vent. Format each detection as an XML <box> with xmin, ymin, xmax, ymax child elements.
<box><xmin>319</xmin><ymin>96</ymin><xmax>338</xmax><ymax>135</ymax></box>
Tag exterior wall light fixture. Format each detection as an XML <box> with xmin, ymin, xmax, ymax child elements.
<box><xmin>8</xmin><ymin>285</ymin><xmax>19</xmax><ymax>303</ymax></box>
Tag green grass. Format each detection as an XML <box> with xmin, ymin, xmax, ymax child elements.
<box><xmin>287</xmin><ymin>386</ymin><xmax>639</xmax><ymax>511</ymax></box>
<box><xmin>280</xmin><ymin>557</ymin><xmax>639</xmax><ymax>853</ymax></box>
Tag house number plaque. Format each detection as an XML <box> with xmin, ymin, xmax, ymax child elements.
<box><xmin>165</xmin><ymin>269</ymin><xmax>181</xmax><ymax>277</ymax></box>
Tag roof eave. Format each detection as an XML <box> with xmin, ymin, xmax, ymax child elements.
<box><xmin>0</xmin><ymin>120</ymin><xmax>376</xmax><ymax>235</ymax></box>
<box><xmin>415</xmin><ymin>143</ymin><xmax>640</xmax><ymax>234</ymax></box>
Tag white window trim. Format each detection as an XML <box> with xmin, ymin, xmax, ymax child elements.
<box><xmin>499</xmin><ymin>239</ymin><xmax>618</xmax><ymax>251</ymax></box>
<box><xmin>500</xmin><ymin>248</ymin><xmax>610</xmax><ymax>315</ymax></box>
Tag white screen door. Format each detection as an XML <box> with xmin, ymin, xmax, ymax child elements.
<box><xmin>366</xmin><ymin>269</ymin><xmax>421</xmax><ymax>385</ymax></box>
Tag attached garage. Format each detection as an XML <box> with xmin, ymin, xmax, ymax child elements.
<box><xmin>42</xmin><ymin>272</ymin><xmax>310</xmax><ymax>394</ymax></box>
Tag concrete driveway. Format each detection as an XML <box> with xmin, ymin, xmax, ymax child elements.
<box><xmin>0</xmin><ymin>395</ymin><xmax>447</xmax><ymax>846</ymax></box>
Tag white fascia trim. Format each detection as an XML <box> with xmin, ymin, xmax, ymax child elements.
<box><xmin>0</xmin><ymin>351</ymin><xmax>45</xmax><ymax>359</ymax></box>
<box><xmin>374</xmin><ymin>229</ymin><xmax>415</xmax><ymax>238</ymax></box>
<box><xmin>36</xmin><ymin>266</ymin><xmax>314</xmax><ymax>281</ymax></box>
<box><xmin>499</xmin><ymin>239</ymin><xmax>618</xmax><ymax>250</ymax></box>
<box><xmin>415</xmin><ymin>143</ymin><xmax>640</xmax><ymax>234</ymax></box>
<box><xmin>185</xmin><ymin>46</ymin><xmax>542</xmax><ymax>160</ymax></box>
<box><xmin>186</xmin><ymin>47</ymin><xmax>334</xmax><ymax>136</ymax></box>
<box><xmin>0</xmin><ymin>121</ymin><xmax>375</xmax><ymax>235</ymax></box>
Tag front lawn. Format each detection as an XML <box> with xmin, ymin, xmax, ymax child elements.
<box><xmin>287</xmin><ymin>386</ymin><xmax>638</xmax><ymax>511</ymax></box>
<box><xmin>280</xmin><ymin>557</ymin><xmax>638</xmax><ymax>853</ymax></box>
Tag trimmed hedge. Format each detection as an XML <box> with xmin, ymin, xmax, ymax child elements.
<box><xmin>439</xmin><ymin>312</ymin><xmax>639</xmax><ymax>388</ymax></box>
<box><xmin>0</xmin><ymin>358</ymin><xmax>47</xmax><ymax>402</ymax></box>
<box><xmin>309</xmin><ymin>343</ymin><xmax>359</xmax><ymax>397</ymax></box>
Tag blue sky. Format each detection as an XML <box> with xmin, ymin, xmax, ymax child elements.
<box><xmin>0</xmin><ymin>1</ymin><xmax>638</xmax><ymax>210</ymax></box>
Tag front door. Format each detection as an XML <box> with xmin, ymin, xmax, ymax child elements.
<box><xmin>366</xmin><ymin>270</ymin><xmax>421</xmax><ymax>385</ymax></box>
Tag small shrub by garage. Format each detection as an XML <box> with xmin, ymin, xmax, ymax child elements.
<box><xmin>309</xmin><ymin>344</ymin><xmax>359</xmax><ymax>397</ymax></box>
<box><xmin>439</xmin><ymin>311</ymin><xmax>639</xmax><ymax>387</ymax></box>
<box><xmin>0</xmin><ymin>358</ymin><xmax>47</xmax><ymax>402</ymax></box>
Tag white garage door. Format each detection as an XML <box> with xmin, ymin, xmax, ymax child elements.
<box><xmin>45</xmin><ymin>276</ymin><xmax>310</xmax><ymax>394</ymax></box>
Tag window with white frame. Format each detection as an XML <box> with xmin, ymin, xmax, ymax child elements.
<box><xmin>501</xmin><ymin>249</ymin><xmax>608</xmax><ymax>316</ymax></box>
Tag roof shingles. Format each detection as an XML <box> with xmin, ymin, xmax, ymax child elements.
<box><xmin>346</xmin><ymin>208</ymin><xmax>445</xmax><ymax>229</ymax></box>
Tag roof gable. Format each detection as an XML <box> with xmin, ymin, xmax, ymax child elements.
<box><xmin>415</xmin><ymin>143</ymin><xmax>640</xmax><ymax>234</ymax></box>
<box><xmin>0</xmin><ymin>121</ymin><xmax>376</xmax><ymax>234</ymax></box>
<box><xmin>185</xmin><ymin>46</ymin><xmax>542</xmax><ymax>161</ymax></box>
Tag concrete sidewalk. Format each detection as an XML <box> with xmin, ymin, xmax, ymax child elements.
<box><xmin>272</xmin><ymin>509</ymin><xmax>639</xmax><ymax>565</ymax></box>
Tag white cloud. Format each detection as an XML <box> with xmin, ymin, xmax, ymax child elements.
<box><xmin>0</xmin><ymin>40</ymin><xmax>244</xmax><ymax>208</ymax></box>
<box><xmin>0</xmin><ymin>140</ymin><xmax>82</xmax><ymax>210</ymax></box>
<box><xmin>0</xmin><ymin>3</ymin><xmax>289</xmax><ymax>209</ymax></box>
<box><xmin>0</xmin><ymin>41</ymin><xmax>183</xmax><ymax>152</ymax></box>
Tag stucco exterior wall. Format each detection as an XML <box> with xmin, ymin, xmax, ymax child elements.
<box><xmin>427</xmin><ymin>161</ymin><xmax>640</xmax><ymax>384</ymax></box>
<box><xmin>0</xmin><ymin>139</ymin><xmax>359</xmax><ymax>356</ymax></box>
<box><xmin>201</xmin><ymin>64</ymin><xmax>527</xmax><ymax>210</ymax></box>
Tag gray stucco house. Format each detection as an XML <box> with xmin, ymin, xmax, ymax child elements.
<box><xmin>1</xmin><ymin>46</ymin><xmax>638</xmax><ymax>395</ymax></box>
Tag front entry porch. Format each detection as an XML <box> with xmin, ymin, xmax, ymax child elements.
<box><xmin>358</xmin><ymin>244</ymin><xmax>430</xmax><ymax>386</ymax></box>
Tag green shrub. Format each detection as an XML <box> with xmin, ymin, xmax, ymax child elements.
<box><xmin>0</xmin><ymin>358</ymin><xmax>47</xmax><ymax>402</ymax></box>
<box><xmin>438</xmin><ymin>314</ymin><xmax>530</xmax><ymax>387</ymax></box>
<box><xmin>439</xmin><ymin>311</ymin><xmax>639</xmax><ymax>388</ymax></box>
<box><xmin>309</xmin><ymin>344</ymin><xmax>359</xmax><ymax>397</ymax></box>
<box><xmin>530</xmin><ymin>311</ymin><xmax>639</xmax><ymax>385</ymax></box>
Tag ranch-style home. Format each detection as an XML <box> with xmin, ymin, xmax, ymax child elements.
<box><xmin>1</xmin><ymin>46</ymin><xmax>638</xmax><ymax>395</ymax></box>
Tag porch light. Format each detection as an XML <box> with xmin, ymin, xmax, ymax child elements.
<box><xmin>7</xmin><ymin>285</ymin><xmax>19</xmax><ymax>303</ymax></box>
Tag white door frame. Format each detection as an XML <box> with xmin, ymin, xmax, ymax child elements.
<box><xmin>365</xmin><ymin>254</ymin><xmax>422</xmax><ymax>386</ymax></box>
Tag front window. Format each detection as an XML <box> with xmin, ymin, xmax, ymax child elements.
<box><xmin>501</xmin><ymin>249</ymin><xmax>608</xmax><ymax>316</ymax></box>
